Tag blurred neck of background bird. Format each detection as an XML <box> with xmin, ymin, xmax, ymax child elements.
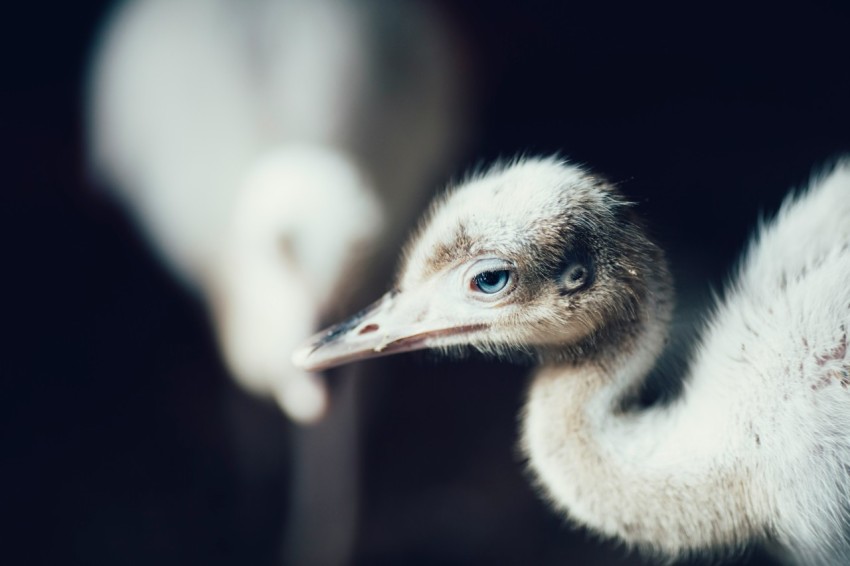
<box><xmin>209</xmin><ymin>146</ymin><xmax>384</xmax><ymax>403</ymax></box>
<box><xmin>88</xmin><ymin>0</ymin><xmax>469</xmax><ymax>420</ymax></box>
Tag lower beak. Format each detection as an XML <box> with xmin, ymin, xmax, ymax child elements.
<box><xmin>291</xmin><ymin>290</ymin><xmax>484</xmax><ymax>372</ymax></box>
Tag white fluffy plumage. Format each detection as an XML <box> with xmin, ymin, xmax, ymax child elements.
<box><xmin>295</xmin><ymin>157</ymin><xmax>850</xmax><ymax>564</ymax></box>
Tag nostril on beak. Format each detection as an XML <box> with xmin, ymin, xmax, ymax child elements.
<box><xmin>358</xmin><ymin>323</ymin><xmax>379</xmax><ymax>335</ymax></box>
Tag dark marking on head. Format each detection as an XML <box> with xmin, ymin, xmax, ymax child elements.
<box><xmin>424</xmin><ymin>223</ymin><xmax>475</xmax><ymax>277</ymax></box>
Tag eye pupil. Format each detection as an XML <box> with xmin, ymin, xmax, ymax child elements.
<box><xmin>569</xmin><ymin>266</ymin><xmax>585</xmax><ymax>282</ymax></box>
<box><xmin>474</xmin><ymin>270</ymin><xmax>509</xmax><ymax>294</ymax></box>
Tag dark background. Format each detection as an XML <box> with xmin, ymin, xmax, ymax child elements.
<box><xmin>5</xmin><ymin>1</ymin><xmax>850</xmax><ymax>565</ymax></box>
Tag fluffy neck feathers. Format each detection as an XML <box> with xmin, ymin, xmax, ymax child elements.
<box><xmin>519</xmin><ymin>249</ymin><xmax>767</xmax><ymax>557</ymax></box>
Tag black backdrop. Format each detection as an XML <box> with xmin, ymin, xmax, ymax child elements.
<box><xmin>5</xmin><ymin>1</ymin><xmax>850</xmax><ymax>565</ymax></box>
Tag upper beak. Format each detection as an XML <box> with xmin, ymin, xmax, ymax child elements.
<box><xmin>291</xmin><ymin>288</ymin><xmax>485</xmax><ymax>372</ymax></box>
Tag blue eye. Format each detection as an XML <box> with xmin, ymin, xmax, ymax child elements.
<box><xmin>473</xmin><ymin>270</ymin><xmax>510</xmax><ymax>294</ymax></box>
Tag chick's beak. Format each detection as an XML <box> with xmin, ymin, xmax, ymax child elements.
<box><xmin>291</xmin><ymin>288</ymin><xmax>484</xmax><ymax>372</ymax></box>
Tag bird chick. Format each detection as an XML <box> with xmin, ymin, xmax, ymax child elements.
<box><xmin>295</xmin><ymin>157</ymin><xmax>850</xmax><ymax>564</ymax></box>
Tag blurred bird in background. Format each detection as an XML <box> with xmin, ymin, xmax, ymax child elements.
<box><xmin>87</xmin><ymin>0</ymin><xmax>466</xmax><ymax>563</ymax></box>
<box><xmin>88</xmin><ymin>0</ymin><xmax>464</xmax><ymax>422</ymax></box>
